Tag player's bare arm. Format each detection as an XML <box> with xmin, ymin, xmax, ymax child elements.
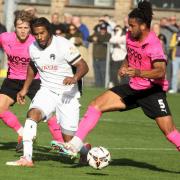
<box><xmin>17</xmin><ymin>64</ymin><xmax>36</xmax><ymax>104</ymax></box>
<box><xmin>63</xmin><ymin>58</ymin><xmax>89</xmax><ymax>85</ymax></box>
<box><xmin>126</xmin><ymin>60</ymin><xmax>166</xmax><ymax>79</ymax></box>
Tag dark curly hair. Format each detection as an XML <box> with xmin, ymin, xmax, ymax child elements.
<box><xmin>128</xmin><ymin>0</ymin><xmax>153</xmax><ymax>28</ymax></box>
<box><xmin>30</xmin><ymin>17</ymin><xmax>53</xmax><ymax>36</ymax></box>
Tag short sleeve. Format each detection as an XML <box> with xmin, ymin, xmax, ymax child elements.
<box><xmin>148</xmin><ymin>39</ymin><xmax>166</xmax><ymax>62</ymax></box>
<box><xmin>64</xmin><ymin>40</ymin><xmax>81</xmax><ymax>65</ymax></box>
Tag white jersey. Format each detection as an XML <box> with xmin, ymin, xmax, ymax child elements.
<box><xmin>29</xmin><ymin>35</ymin><xmax>82</xmax><ymax>96</ymax></box>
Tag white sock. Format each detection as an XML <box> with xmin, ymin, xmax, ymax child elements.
<box><xmin>70</xmin><ymin>136</ymin><xmax>84</xmax><ymax>152</ymax></box>
<box><xmin>23</xmin><ymin>119</ymin><xmax>37</xmax><ymax>161</ymax></box>
<box><xmin>17</xmin><ymin>127</ymin><xmax>23</xmax><ymax>136</ymax></box>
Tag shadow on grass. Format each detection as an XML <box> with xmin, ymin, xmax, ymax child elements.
<box><xmin>0</xmin><ymin>142</ymin><xmax>17</xmax><ymax>151</ymax></box>
<box><xmin>86</xmin><ymin>172</ymin><xmax>109</xmax><ymax>176</ymax></box>
<box><xmin>111</xmin><ymin>158</ymin><xmax>180</xmax><ymax>174</ymax></box>
<box><xmin>0</xmin><ymin>142</ymin><xmax>75</xmax><ymax>164</ymax></box>
<box><xmin>1</xmin><ymin>142</ymin><xmax>179</xmax><ymax>174</ymax></box>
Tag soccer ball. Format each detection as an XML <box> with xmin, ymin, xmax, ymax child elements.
<box><xmin>87</xmin><ymin>146</ymin><xmax>111</xmax><ymax>169</ymax></box>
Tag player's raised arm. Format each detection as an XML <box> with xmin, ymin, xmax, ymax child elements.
<box><xmin>17</xmin><ymin>62</ymin><xmax>36</xmax><ymax>104</ymax></box>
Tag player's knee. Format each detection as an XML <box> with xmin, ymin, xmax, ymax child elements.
<box><xmin>89</xmin><ymin>101</ymin><xmax>102</xmax><ymax>111</ymax></box>
<box><xmin>27</xmin><ymin>108</ymin><xmax>43</xmax><ymax>122</ymax></box>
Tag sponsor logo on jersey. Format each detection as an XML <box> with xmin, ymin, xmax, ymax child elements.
<box><xmin>41</xmin><ymin>65</ymin><xmax>58</xmax><ymax>71</ymax></box>
<box><xmin>127</xmin><ymin>47</ymin><xmax>142</xmax><ymax>66</ymax></box>
<box><xmin>7</xmin><ymin>54</ymin><xmax>30</xmax><ymax>65</ymax></box>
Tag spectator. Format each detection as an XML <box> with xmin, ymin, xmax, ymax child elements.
<box><xmin>63</xmin><ymin>13</ymin><xmax>73</xmax><ymax>33</ymax></box>
<box><xmin>93</xmin><ymin>17</ymin><xmax>109</xmax><ymax>33</ymax></box>
<box><xmin>122</xmin><ymin>16</ymin><xmax>129</xmax><ymax>34</ymax></box>
<box><xmin>109</xmin><ymin>25</ymin><xmax>127</xmax><ymax>87</ymax></box>
<box><xmin>88</xmin><ymin>23</ymin><xmax>111</xmax><ymax>87</ymax></box>
<box><xmin>72</xmin><ymin>16</ymin><xmax>89</xmax><ymax>48</ymax></box>
<box><xmin>102</xmin><ymin>14</ymin><xmax>116</xmax><ymax>35</ymax></box>
<box><xmin>51</xmin><ymin>12</ymin><xmax>66</xmax><ymax>35</ymax></box>
<box><xmin>0</xmin><ymin>22</ymin><xmax>6</xmax><ymax>68</ymax></box>
<box><xmin>24</xmin><ymin>6</ymin><xmax>37</xmax><ymax>19</ymax></box>
<box><xmin>151</xmin><ymin>22</ymin><xmax>161</xmax><ymax>36</ymax></box>
<box><xmin>160</xmin><ymin>17</ymin><xmax>179</xmax><ymax>89</ymax></box>
<box><xmin>152</xmin><ymin>23</ymin><xmax>167</xmax><ymax>56</ymax></box>
<box><xmin>169</xmin><ymin>30</ymin><xmax>180</xmax><ymax>93</ymax></box>
<box><xmin>66</xmin><ymin>24</ymin><xmax>88</xmax><ymax>61</ymax></box>
<box><xmin>66</xmin><ymin>24</ymin><xmax>83</xmax><ymax>45</ymax></box>
<box><xmin>54</xmin><ymin>24</ymin><xmax>66</xmax><ymax>37</ymax></box>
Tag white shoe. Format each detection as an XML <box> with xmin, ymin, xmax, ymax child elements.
<box><xmin>51</xmin><ymin>141</ymin><xmax>77</xmax><ymax>159</ymax></box>
<box><xmin>6</xmin><ymin>156</ymin><xmax>34</xmax><ymax>167</ymax></box>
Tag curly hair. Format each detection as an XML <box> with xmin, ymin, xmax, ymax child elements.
<box><xmin>128</xmin><ymin>0</ymin><xmax>153</xmax><ymax>28</ymax></box>
<box><xmin>30</xmin><ymin>17</ymin><xmax>52</xmax><ymax>36</ymax></box>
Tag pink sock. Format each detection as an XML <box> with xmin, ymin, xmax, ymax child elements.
<box><xmin>0</xmin><ymin>111</ymin><xmax>22</xmax><ymax>132</ymax></box>
<box><xmin>48</xmin><ymin>116</ymin><xmax>64</xmax><ymax>142</ymax></box>
<box><xmin>76</xmin><ymin>106</ymin><xmax>102</xmax><ymax>141</ymax></box>
<box><xmin>166</xmin><ymin>129</ymin><xmax>180</xmax><ymax>151</ymax></box>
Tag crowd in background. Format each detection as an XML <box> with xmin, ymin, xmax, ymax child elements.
<box><xmin>0</xmin><ymin>6</ymin><xmax>180</xmax><ymax>92</ymax></box>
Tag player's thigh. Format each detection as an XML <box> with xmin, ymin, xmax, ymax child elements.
<box><xmin>0</xmin><ymin>78</ymin><xmax>20</xmax><ymax>103</ymax></box>
<box><xmin>56</xmin><ymin>96</ymin><xmax>80</xmax><ymax>134</ymax></box>
<box><xmin>90</xmin><ymin>90</ymin><xmax>126</xmax><ymax>112</ymax></box>
<box><xmin>0</xmin><ymin>94</ymin><xmax>14</xmax><ymax>112</ymax></box>
<box><xmin>29</xmin><ymin>87</ymin><xmax>57</xmax><ymax>120</ymax></box>
<box><xmin>139</xmin><ymin>91</ymin><xmax>171</xmax><ymax>119</ymax></box>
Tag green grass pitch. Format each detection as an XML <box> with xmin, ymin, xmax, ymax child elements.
<box><xmin>0</xmin><ymin>87</ymin><xmax>180</xmax><ymax>180</ymax></box>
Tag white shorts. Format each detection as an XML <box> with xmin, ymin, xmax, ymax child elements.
<box><xmin>29</xmin><ymin>87</ymin><xmax>80</xmax><ymax>132</ymax></box>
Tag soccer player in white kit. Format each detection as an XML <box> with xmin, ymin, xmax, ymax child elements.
<box><xmin>6</xmin><ymin>17</ymin><xmax>89</xmax><ymax>167</ymax></box>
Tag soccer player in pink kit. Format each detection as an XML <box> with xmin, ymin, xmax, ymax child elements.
<box><xmin>0</xmin><ymin>10</ymin><xmax>63</xmax><ymax>151</ymax></box>
<box><xmin>57</xmin><ymin>1</ymin><xmax>180</xmax><ymax>158</ymax></box>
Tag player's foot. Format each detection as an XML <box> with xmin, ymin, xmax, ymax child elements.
<box><xmin>79</xmin><ymin>143</ymin><xmax>91</xmax><ymax>165</ymax></box>
<box><xmin>16</xmin><ymin>136</ymin><xmax>23</xmax><ymax>152</ymax></box>
<box><xmin>6</xmin><ymin>156</ymin><xmax>34</xmax><ymax>167</ymax></box>
<box><xmin>51</xmin><ymin>140</ymin><xmax>77</xmax><ymax>159</ymax></box>
<box><xmin>51</xmin><ymin>140</ymin><xmax>63</xmax><ymax>150</ymax></box>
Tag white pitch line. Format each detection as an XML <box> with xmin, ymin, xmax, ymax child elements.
<box><xmin>31</xmin><ymin>145</ymin><xmax>176</xmax><ymax>152</ymax></box>
<box><xmin>108</xmin><ymin>147</ymin><xmax>176</xmax><ymax>151</ymax></box>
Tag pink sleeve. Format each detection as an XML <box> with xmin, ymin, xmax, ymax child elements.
<box><xmin>148</xmin><ymin>39</ymin><xmax>166</xmax><ymax>62</ymax></box>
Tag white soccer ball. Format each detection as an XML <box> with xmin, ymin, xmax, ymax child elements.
<box><xmin>87</xmin><ymin>146</ymin><xmax>111</xmax><ymax>169</ymax></box>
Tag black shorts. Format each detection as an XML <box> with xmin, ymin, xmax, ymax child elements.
<box><xmin>110</xmin><ymin>84</ymin><xmax>171</xmax><ymax>119</ymax></box>
<box><xmin>0</xmin><ymin>78</ymin><xmax>41</xmax><ymax>103</ymax></box>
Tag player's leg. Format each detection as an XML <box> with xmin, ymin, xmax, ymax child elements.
<box><xmin>0</xmin><ymin>95</ymin><xmax>23</xmax><ymax>136</ymax></box>
<box><xmin>47</xmin><ymin>116</ymin><xmax>64</xmax><ymax>143</ymax></box>
<box><xmin>0</xmin><ymin>79</ymin><xmax>24</xmax><ymax>136</ymax></box>
<box><xmin>0</xmin><ymin>79</ymin><xmax>26</xmax><ymax>151</ymax></box>
<box><xmin>5</xmin><ymin>108</ymin><xmax>42</xmax><ymax>167</ymax></box>
<box><xmin>58</xmin><ymin>89</ymin><xmax>127</xmax><ymax>157</ymax></box>
<box><xmin>52</xmin><ymin>95</ymin><xmax>92</xmax><ymax>162</ymax></box>
<box><xmin>28</xmin><ymin>79</ymin><xmax>64</xmax><ymax>143</ymax></box>
<box><xmin>138</xmin><ymin>86</ymin><xmax>180</xmax><ymax>151</ymax></box>
<box><xmin>156</xmin><ymin>116</ymin><xmax>180</xmax><ymax>150</ymax></box>
<box><xmin>6</xmin><ymin>87</ymin><xmax>57</xmax><ymax>166</ymax></box>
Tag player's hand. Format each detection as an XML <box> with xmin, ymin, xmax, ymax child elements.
<box><xmin>126</xmin><ymin>67</ymin><xmax>140</xmax><ymax>77</ymax></box>
<box><xmin>118</xmin><ymin>66</ymin><xmax>127</xmax><ymax>77</ymax></box>
<box><xmin>17</xmin><ymin>89</ymin><xmax>28</xmax><ymax>105</ymax></box>
<box><xmin>63</xmin><ymin>76</ymin><xmax>77</xmax><ymax>85</ymax></box>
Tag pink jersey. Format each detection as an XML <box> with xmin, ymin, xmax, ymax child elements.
<box><xmin>0</xmin><ymin>32</ymin><xmax>39</xmax><ymax>80</ymax></box>
<box><xmin>126</xmin><ymin>31</ymin><xmax>168</xmax><ymax>91</ymax></box>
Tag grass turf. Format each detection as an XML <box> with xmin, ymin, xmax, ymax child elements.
<box><xmin>0</xmin><ymin>87</ymin><xmax>180</xmax><ymax>180</ymax></box>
